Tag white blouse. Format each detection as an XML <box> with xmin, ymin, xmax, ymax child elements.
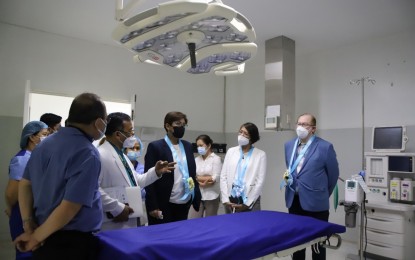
<box><xmin>220</xmin><ymin>146</ymin><xmax>267</xmax><ymax>207</ymax></box>
<box><xmin>195</xmin><ymin>152</ymin><xmax>222</xmax><ymax>201</ymax></box>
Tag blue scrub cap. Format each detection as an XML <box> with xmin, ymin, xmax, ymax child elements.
<box><xmin>20</xmin><ymin>121</ymin><xmax>48</xmax><ymax>149</ymax></box>
<box><xmin>122</xmin><ymin>135</ymin><xmax>144</xmax><ymax>155</ymax></box>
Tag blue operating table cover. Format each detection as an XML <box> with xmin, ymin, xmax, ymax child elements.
<box><xmin>97</xmin><ymin>210</ymin><xmax>346</xmax><ymax>260</ymax></box>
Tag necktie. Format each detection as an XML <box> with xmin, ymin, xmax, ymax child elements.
<box><xmin>119</xmin><ymin>154</ymin><xmax>137</xmax><ymax>186</ymax></box>
<box><xmin>109</xmin><ymin>141</ymin><xmax>137</xmax><ymax>186</ymax></box>
<box><xmin>296</xmin><ymin>143</ymin><xmax>305</xmax><ymax>173</ymax></box>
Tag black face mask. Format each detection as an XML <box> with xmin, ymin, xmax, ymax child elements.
<box><xmin>172</xmin><ymin>126</ymin><xmax>185</xmax><ymax>138</ymax></box>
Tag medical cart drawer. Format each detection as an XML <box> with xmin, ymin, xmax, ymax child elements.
<box><xmin>366</xmin><ymin>216</ymin><xmax>405</xmax><ymax>233</ymax></box>
<box><xmin>365</xmin><ymin>228</ymin><xmax>404</xmax><ymax>246</ymax></box>
<box><xmin>366</xmin><ymin>240</ymin><xmax>405</xmax><ymax>260</ymax></box>
<box><xmin>366</xmin><ymin>206</ymin><xmax>405</xmax><ymax>220</ymax></box>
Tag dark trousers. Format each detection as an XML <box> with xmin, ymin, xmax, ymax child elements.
<box><xmin>33</xmin><ymin>230</ymin><xmax>98</xmax><ymax>260</ymax></box>
<box><xmin>289</xmin><ymin>195</ymin><xmax>329</xmax><ymax>260</ymax></box>
<box><xmin>148</xmin><ymin>200</ymin><xmax>191</xmax><ymax>225</ymax></box>
<box><xmin>10</xmin><ymin>204</ymin><xmax>33</xmax><ymax>259</ymax></box>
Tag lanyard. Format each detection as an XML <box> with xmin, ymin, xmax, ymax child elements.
<box><xmin>235</xmin><ymin>146</ymin><xmax>254</xmax><ymax>186</ymax></box>
<box><xmin>109</xmin><ymin>141</ymin><xmax>137</xmax><ymax>186</ymax></box>
<box><xmin>288</xmin><ymin>135</ymin><xmax>315</xmax><ymax>175</ymax></box>
<box><xmin>280</xmin><ymin>135</ymin><xmax>315</xmax><ymax>191</ymax></box>
<box><xmin>164</xmin><ymin>135</ymin><xmax>193</xmax><ymax>201</ymax></box>
<box><xmin>230</xmin><ymin>146</ymin><xmax>254</xmax><ymax>204</ymax></box>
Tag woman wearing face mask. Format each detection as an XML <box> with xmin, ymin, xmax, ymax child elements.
<box><xmin>123</xmin><ymin>137</ymin><xmax>144</xmax><ymax>174</ymax></box>
<box><xmin>144</xmin><ymin>111</ymin><xmax>201</xmax><ymax>225</ymax></box>
<box><xmin>188</xmin><ymin>134</ymin><xmax>222</xmax><ymax>218</ymax></box>
<box><xmin>4</xmin><ymin>121</ymin><xmax>48</xmax><ymax>260</ymax></box>
<box><xmin>220</xmin><ymin>122</ymin><xmax>267</xmax><ymax>213</ymax></box>
<box><xmin>123</xmin><ymin>136</ymin><xmax>149</xmax><ymax>226</ymax></box>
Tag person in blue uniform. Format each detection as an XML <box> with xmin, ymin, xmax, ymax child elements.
<box><xmin>5</xmin><ymin>121</ymin><xmax>48</xmax><ymax>260</ymax></box>
<box><xmin>14</xmin><ymin>93</ymin><xmax>107</xmax><ymax>260</ymax></box>
<box><xmin>123</xmin><ymin>135</ymin><xmax>145</xmax><ymax>174</ymax></box>
<box><xmin>123</xmin><ymin>136</ymin><xmax>148</xmax><ymax>225</ymax></box>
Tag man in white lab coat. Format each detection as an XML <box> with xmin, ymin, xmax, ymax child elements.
<box><xmin>98</xmin><ymin>112</ymin><xmax>174</xmax><ymax>230</ymax></box>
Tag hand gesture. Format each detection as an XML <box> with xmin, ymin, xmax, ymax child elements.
<box><xmin>155</xmin><ymin>161</ymin><xmax>176</xmax><ymax>176</ymax></box>
<box><xmin>149</xmin><ymin>209</ymin><xmax>163</xmax><ymax>219</ymax></box>
<box><xmin>14</xmin><ymin>232</ymin><xmax>42</xmax><ymax>252</ymax></box>
<box><xmin>232</xmin><ymin>203</ymin><xmax>249</xmax><ymax>213</ymax></box>
<box><xmin>113</xmin><ymin>204</ymin><xmax>134</xmax><ymax>223</ymax></box>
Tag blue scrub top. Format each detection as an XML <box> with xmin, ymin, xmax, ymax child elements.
<box><xmin>135</xmin><ymin>162</ymin><xmax>146</xmax><ymax>200</ymax></box>
<box><xmin>9</xmin><ymin>150</ymin><xmax>31</xmax><ymax>180</ymax></box>
<box><xmin>23</xmin><ymin>127</ymin><xmax>103</xmax><ymax>232</ymax></box>
<box><xmin>9</xmin><ymin>150</ymin><xmax>33</xmax><ymax>259</ymax></box>
<box><xmin>135</xmin><ymin>161</ymin><xmax>144</xmax><ymax>174</ymax></box>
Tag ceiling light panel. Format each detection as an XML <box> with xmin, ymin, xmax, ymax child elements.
<box><xmin>112</xmin><ymin>0</ymin><xmax>257</xmax><ymax>75</ymax></box>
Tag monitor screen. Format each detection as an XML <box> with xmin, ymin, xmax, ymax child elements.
<box><xmin>347</xmin><ymin>181</ymin><xmax>356</xmax><ymax>189</ymax></box>
<box><xmin>372</xmin><ymin>126</ymin><xmax>407</xmax><ymax>152</ymax></box>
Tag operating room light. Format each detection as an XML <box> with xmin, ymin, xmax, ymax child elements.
<box><xmin>113</xmin><ymin>0</ymin><xmax>257</xmax><ymax>75</ymax></box>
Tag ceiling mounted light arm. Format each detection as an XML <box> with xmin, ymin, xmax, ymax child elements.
<box><xmin>177</xmin><ymin>30</ymin><xmax>205</xmax><ymax>68</ymax></box>
<box><xmin>215</xmin><ymin>63</ymin><xmax>245</xmax><ymax>76</ymax></box>
<box><xmin>115</xmin><ymin>0</ymin><xmax>145</xmax><ymax>21</ymax></box>
<box><xmin>188</xmin><ymin>43</ymin><xmax>196</xmax><ymax>68</ymax></box>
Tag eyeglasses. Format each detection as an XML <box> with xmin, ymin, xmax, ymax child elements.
<box><xmin>172</xmin><ymin>121</ymin><xmax>188</xmax><ymax>127</ymax></box>
<box><xmin>297</xmin><ymin>123</ymin><xmax>315</xmax><ymax>127</ymax></box>
<box><xmin>119</xmin><ymin>130</ymin><xmax>135</xmax><ymax>137</ymax></box>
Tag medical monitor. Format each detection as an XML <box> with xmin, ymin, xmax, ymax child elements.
<box><xmin>372</xmin><ymin>126</ymin><xmax>408</xmax><ymax>152</ymax></box>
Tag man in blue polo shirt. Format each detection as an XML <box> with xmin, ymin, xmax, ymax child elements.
<box><xmin>14</xmin><ymin>93</ymin><xmax>107</xmax><ymax>260</ymax></box>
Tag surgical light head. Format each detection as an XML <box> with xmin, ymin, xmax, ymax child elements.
<box><xmin>112</xmin><ymin>0</ymin><xmax>257</xmax><ymax>75</ymax></box>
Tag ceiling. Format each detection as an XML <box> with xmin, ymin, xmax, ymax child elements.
<box><xmin>1</xmin><ymin>0</ymin><xmax>414</xmax><ymax>56</ymax></box>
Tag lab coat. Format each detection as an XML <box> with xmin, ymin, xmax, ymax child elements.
<box><xmin>98</xmin><ymin>140</ymin><xmax>159</xmax><ymax>230</ymax></box>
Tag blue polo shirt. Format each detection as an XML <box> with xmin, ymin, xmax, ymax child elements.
<box><xmin>9</xmin><ymin>150</ymin><xmax>31</xmax><ymax>180</ymax></box>
<box><xmin>23</xmin><ymin>127</ymin><xmax>102</xmax><ymax>232</ymax></box>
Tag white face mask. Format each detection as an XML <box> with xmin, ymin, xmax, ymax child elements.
<box><xmin>123</xmin><ymin>136</ymin><xmax>137</xmax><ymax>148</ymax></box>
<box><xmin>39</xmin><ymin>136</ymin><xmax>47</xmax><ymax>142</ymax></box>
<box><xmin>296</xmin><ymin>126</ymin><xmax>310</xmax><ymax>140</ymax></box>
<box><xmin>96</xmin><ymin>118</ymin><xmax>107</xmax><ymax>140</ymax></box>
<box><xmin>238</xmin><ymin>135</ymin><xmax>250</xmax><ymax>146</ymax></box>
<box><xmin>197</xmin><ymin>146</ymin><xmax>207</xmax><ymax>156</ymax></box>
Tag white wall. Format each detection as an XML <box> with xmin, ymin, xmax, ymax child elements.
<box><xmin>225</xmin><ymin>30</ymin><xmax>415</xmax><ymax>132</ymax></box>
<box><xmin>297</xmin><ymin>30</ymin><xmax>415</xmax><ymax>129</ymax></box>
<box><xmin>0</xmin><ymin>23</ymin><xmax>225</xmax><ymax>132</ymax></box>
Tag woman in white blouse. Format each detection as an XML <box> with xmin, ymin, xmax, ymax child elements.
<box><xmin>220</xmin><ymin>122</ymin><xmax>267</xmax><ymax>213</ymax></box>
<box><xmin>188</xmin><ymin>135</ymin><xmax>222</xmax><ymax>218</ymax></box>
